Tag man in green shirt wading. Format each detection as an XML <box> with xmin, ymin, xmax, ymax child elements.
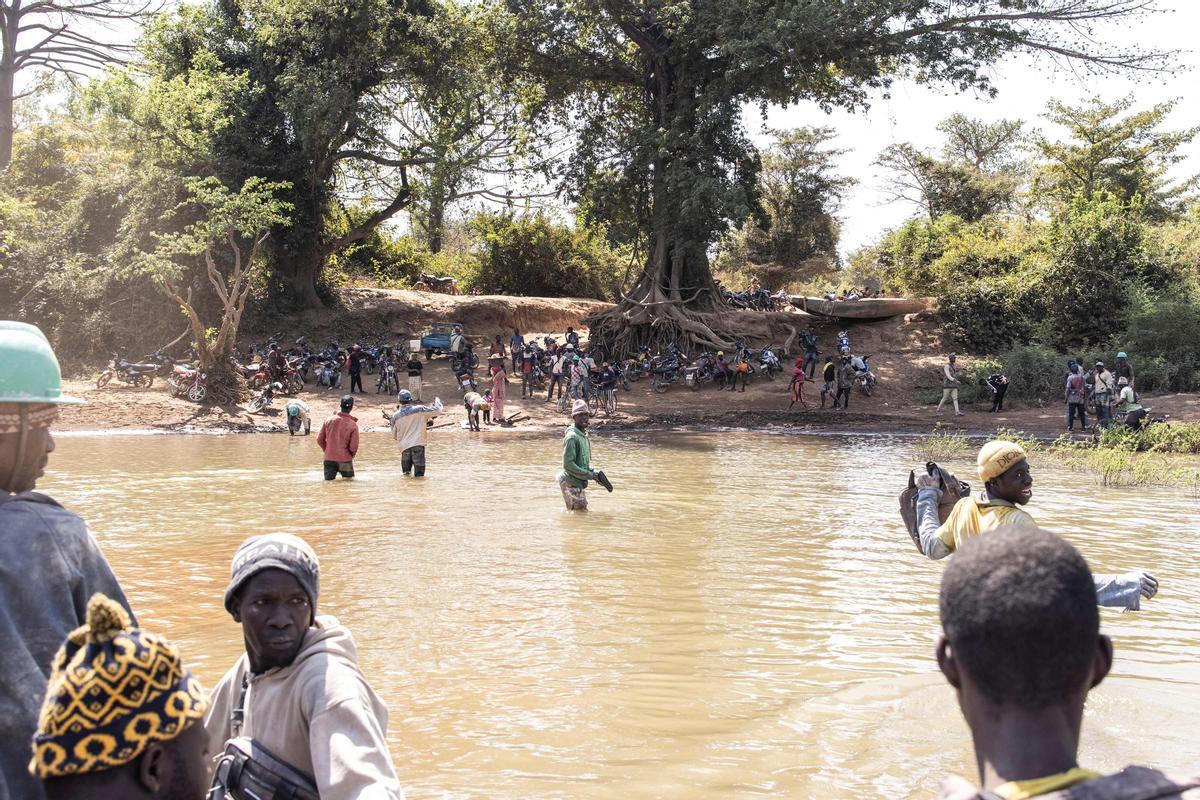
<box><xmin>557</xmin><ymin>399</ymin><xmax>606</xmax><ymax>511</ymax></box>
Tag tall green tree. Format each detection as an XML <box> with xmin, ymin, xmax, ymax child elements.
<box><xmin>137</xmin><ymin>0</ymin><xmax>441</xmax><ymax>308</ymax></box>
<box><xmin>1033</xmin><ymin>95</ymin><xmax>1198</xmax><ymax>219</ymax></box>
<box><xmin>507</xmin><ymin>0</ymin><xmax>1168</xmax><ymax>352</ymax></box>
<box><xmin>738</xmin><ymin>126</ymin><xmax>853</xmax><ymax>273</ymax></box>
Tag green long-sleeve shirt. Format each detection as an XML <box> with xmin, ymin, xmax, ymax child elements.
<box><xmin>558</xmin><ymin>424</ymin><xmax>593</xmax><ymax>489</ymax></box>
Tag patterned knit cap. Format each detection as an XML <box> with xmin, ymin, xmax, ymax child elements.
<box><xmin>29</xmin><ymin>594</ymin><xmax>207</xmax><ymax>779</ymax></box>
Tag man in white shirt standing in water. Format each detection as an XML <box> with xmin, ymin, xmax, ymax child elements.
<box><xmin>386</xmin><ymin>389</ymin><xmax>442</xmax><ymax>477</ymax></box>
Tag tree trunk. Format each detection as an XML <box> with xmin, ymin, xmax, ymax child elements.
<box><xmin>585</xmin><ymin>51</ymin><xmax>734</xmax><ymax>357</ymax></box>
<box><xmin>1</xmin><ymin>49</ymin><xmax>16</xmax><ymax>170</ymax></box>
<box><xmin>426</xmin><ymin>194</ymin><xmax>445</xmax><ymax>254</ymax></box>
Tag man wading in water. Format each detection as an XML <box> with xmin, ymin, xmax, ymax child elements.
<box><xmin>914</xmin><ymin>440</ymin><xmax>1158</xmax><ymax>610</ymax></box>
<box><xmin>557</xmin><ymin>398</ymin><xmax>610</xmax><ymax>511</ymax></box>
<box><xmin>0</xmin><ymin>322</ymin><xmax>133</xmax><ymax>800</ymax></box>
<box><xmin>317</xmin><ymin>395</ymin><xmax>359</xmax><ymax>480</ymax></box>
<box><xmin>386</xmin><ymin>389</ymin><xmax>443</xmax><ymax>477</ymax></box>
<box><xmin>205</xmin><ymin>534</ymin><xmax>404</xmax><ymax>799</ymax></box>
<box><xmin>935</xmin><ymin>527</ymin><xmax>1199</xmax><ymax>800</ymax></box>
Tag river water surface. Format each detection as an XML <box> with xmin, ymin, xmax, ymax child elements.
<box><xmin>44</xmin><ymin>431</ymin><xmax>1200</xmax><ymax>798</ymax></box>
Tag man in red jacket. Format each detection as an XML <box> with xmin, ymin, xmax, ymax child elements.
<box><xmin>316</xmin><ymin>395</ymin><xmax>359</xmax><ymax>480</ymax></box>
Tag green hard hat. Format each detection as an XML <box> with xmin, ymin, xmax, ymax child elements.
<box><xmin>0</xmin><ymin>325</ymin><xmax>84</xmax><ymax>405</ymax></box>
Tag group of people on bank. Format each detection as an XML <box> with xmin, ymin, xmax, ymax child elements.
<box><xmin>1</xmin><ymin>321</ymin><xmax>1194</xmax><ymax>800</ymax></box>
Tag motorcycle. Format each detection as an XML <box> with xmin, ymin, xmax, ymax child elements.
<box><xmin>852</xmin><ymin>354</ymin><xmax>876</xmax><ymax>396</ymax></box>
<box><xmin>247</xmin><ymin>381</ymin><xmax>283</xmax><ymax>414</ymax></box>
<box><xmin>450</xmin><ymin>344</ymin><xmax>480</xmax><ymax>374</ymax></box>
<box><xmin>683</xmin><ymin>352</ymin><xmax>717</xmax><ymax>391</ymax></box>
<box><xmin>97</xmin><ymin>354</ymin><xmax>159</xmax><ymax>389</ymax></box>
<box><xmin>376</xmin><ymin>360</ymin><xmax>399</xmax><ymax>395</ymax></box>
<box><xmin>756</xmin><ymin>345</ymin><xmax>783</xmax><ymax>381</ymax></box>
<box><xmin>649</xmin><ymin>344</ymin><xmax>683</xmax><ymax>393</ymax></box>
<box><xmin>167</xmin><ymin>364</ymin><xmax>208</xmax><ymax>402</ymax></box>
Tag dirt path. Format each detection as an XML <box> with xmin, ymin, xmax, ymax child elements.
<box><xmin>56</xmin><ymin>291</ymin><xmax>1200</xmax><ymax>438</ymax></box>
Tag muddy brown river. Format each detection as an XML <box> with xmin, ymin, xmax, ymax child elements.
<box><xmin>43</xmin><ymin>431</ymin><xmax>1200</xmax><ymax>798</ymax></box>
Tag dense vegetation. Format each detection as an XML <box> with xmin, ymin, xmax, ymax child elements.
<box><xmin>0</xmin><ymin>0</ymin><xmax>1188</xmax><ymax>387</ymax></box>
<box><xmin>854</xmin><ymin>98</ymin><xmax>1200</xmax><ymax>397</ymax></box>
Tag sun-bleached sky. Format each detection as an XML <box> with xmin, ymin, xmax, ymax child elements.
<box><xmin>749</xmin><ymin>2</ymin><xmax>1200</xmax><ymax>257</ymax></box>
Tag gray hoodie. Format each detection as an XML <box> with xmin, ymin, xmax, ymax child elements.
<box><xmin>204</xmin><ymin>615</ymin><xmax>404</xmax><ymax>800</ymax></box>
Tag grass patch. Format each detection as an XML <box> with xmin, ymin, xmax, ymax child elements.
<box><xmin>912</xmin><ymin>425</ymin><xmax>970</xmax><ymax>461</ymax></box>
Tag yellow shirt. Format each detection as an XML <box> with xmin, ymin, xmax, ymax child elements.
<box><xmin>936</xmin><ymin>492</ymin><xmax>1035</xmax><ymax>553</ymax></box>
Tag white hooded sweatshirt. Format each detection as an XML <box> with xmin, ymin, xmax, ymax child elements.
<box><xmin>204</xmin><ymin>615</ymin><xmax>404</xmax><ymax>799</ymax></box>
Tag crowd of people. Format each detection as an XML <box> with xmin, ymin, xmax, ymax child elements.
<box><xmin>3</xmin><ymin>319</ymin><xmax>1196</xmax><ymax>800</ymax></box>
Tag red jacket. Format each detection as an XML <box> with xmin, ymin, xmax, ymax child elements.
<box><xmin>317</xmin><ymin>412</ymin><xmax>359</xmax><ymax>461</ymax></box>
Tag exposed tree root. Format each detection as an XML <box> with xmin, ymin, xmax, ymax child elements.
<box><xmin>585</xmin><ymin>293</ymin><xmax>805</xmax><ymax>360</ymax></box>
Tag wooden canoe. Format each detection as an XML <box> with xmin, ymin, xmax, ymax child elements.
<box><xmin>794</xmin><ymin>296</ymin><xmax>928</xmax><ymax>320</ymax></box>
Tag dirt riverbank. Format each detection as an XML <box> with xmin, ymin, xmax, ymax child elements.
<box><xmin>56</xmin><ymin>290</ymin><xmax>1200</xmax><ymax>437</ymax></box>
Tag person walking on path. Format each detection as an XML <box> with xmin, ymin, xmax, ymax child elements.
<box><xmin>0</xmin><ymin>322</ymin><xmax>134</xmax><ymax>800</ymax></box>
<box><xmin>205</xmin><ymin>534</ymin><xmax>406</xmax><ymax>800</ymax></box>
<box><xmin>913</xmin><ymin>440</ymin><xmax>1157</xmax><ymax>609</ymax></box>
<box><xmin>509</xmin><ymin>329</ymin><xmax>524</xmax><ymax>373</ymax></box>
<box><xmin>802</xmin><ymin>328</ymin><xmax>820</xmax><ymax>378</ymax></box>
<box><xmin>820</xmin><ymin>356</ymin><xmax>836</xmax><ymax>409</ymax></box>
<box><xmin>1066</xmin><ymin>364</ymin><xmax>1089</xmax><ymax>431</ymax></box>
<box><xmin>986</xmin><ymin>372</ymin><xmax>1008</xmax><ymax>413</ymax></box>
<box><xmin>406</xmin><ymin>351</ymin><xmax>424</xmax><ymax>401</ymax></box>
<box><xmin>520</xmin><ymin>345</ymin><xmax>537</xmax><ymax>398</ymax></box>
<box><xmin>317</xmin><ymin>395</ymin><xmax>359</xmax><ymax>480</ymax></box>
<box><xmin>386</xmin><ymin>390</ymin><xmax>443</xmax><ymax>477</ymax></box>
<box><xmin>1114</xmin><ymin>351</ymin><xmax>1135</xmax><ymax>389</ymax></box>
<box><xmin>1089</xmin><ymin>361</ymin><xmax>1116</xmax><ymax>429</ymax></box>
<box><xmin>934</xmin><ymin>527</ymin><xmax>1199</xmax><ymax>800</ymax></box>
<box><xmin>491</xmin><ymin>363</ymin><xmax>507</xmax><ymax>421</ymax></box>
<box><xmin>346</xmin><ymin>344</ymin><xmax>365</xmax><ymax>394</ymax></box>
<box><xmin>489</xmin><ymin>335</ymin><xmax>506</xmax><ymax>368</ymax></box>
<box><xmin>789</xmin><ymin>357</ymin><xmax>807</xmax><ymax>410</ymax></box>
<box><xmin>936</xmin><ymin>353</ymin><xmax>964</xmax><ymax>416</ymax></box>
<box><xmin>547</xmin><ymin>349</ymin><xmax>565</xmax><ymax>401</ymax></box>
<box><xmin>30</xmin><ymin>594</ymin><xmax>210</xmax><ymax>800</ymax></box>
<box><xmin>836</xmin><ymin>355</ymin><xmax>854</xmax><ymax>410</ymax></box>
<box><xmin>558</xmin><ymin>399</ymin><xmax>606</xmax><ymax>511</ymax></box>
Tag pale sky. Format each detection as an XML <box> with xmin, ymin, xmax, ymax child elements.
<box><xmin>750</xmin><ymin>1</ymin><xmax>1200</xmax><ymax>257</ymax></box>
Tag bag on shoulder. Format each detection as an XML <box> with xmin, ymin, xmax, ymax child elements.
<box><xmin>209</xmin><ymin>737</ymin><xmax>319</xmax><ymax>800</ymax></box>
<box><xmin>899</xmin><ymin>462</ymin><xmax>970</xmax><ymax>554</ymax></box>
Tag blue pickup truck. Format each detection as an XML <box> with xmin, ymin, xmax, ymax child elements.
<box><xmin>419</xmin><ymin>322</ymin><xmax>462</xmax><ymax>360</ymax></box>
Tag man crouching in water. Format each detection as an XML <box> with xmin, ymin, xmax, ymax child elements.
<box><xmin>205</xmin><ymin>534</ymin><xmax>404</xmax><ymax>799</ymax></box>
<box><xmin>935</xmin><ymin>526</ymin><xmax>1198</xmax><ymax>800</ymax></box>
<box><xmin>914</xmin><ymin>440</ymin><xmax>1158</xmax><ymax>610</ymax></box>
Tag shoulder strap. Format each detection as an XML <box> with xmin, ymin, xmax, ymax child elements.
<box><xmin>0</xmin><ymin>491</ymin><xmax>61</xmax><ymax>509</ymax></box>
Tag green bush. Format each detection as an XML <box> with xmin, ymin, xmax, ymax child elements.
<box><xmin>466</xmin><ymin>211</ymin><xmax>625</xmax><ymax>300</ymax></box>
<box><xmin>940</xmin><ymin>277</ymin><xmax>1035</xmax><ymax>352</ymax></box>
<box><xmin>1097</xmin><ymin>421</ymin><xmax>1200</xmax><ymax>454</ymax></box>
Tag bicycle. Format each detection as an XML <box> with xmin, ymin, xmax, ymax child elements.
<box><xmin>598</xmin><ymin>386</ymin><xmax>617</xmax><ymax>415</ymax></box>
<box><xmin>559</xmin><ymin>383</ymin><xmax>586</xmax><ymax>414</ymax></box>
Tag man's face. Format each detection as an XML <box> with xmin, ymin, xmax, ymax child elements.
<box><xmin>157</xmin><ymin>719</ymin><xmax>211</xmax><ymax>800</ymax></box>
<box><xmin>0</xmin><ymin>423</ymin><xmax>54</xmax><ymax>493</ymax></box>
<box><xmin>232</xmin><ymin>569</ymin><xmax>312</xmax><ymax>672</ymax></box>
<box><xmin>989</xmin><ymin>458</ymin><xmax>1033</xmax><ymax>506</ymax></box>
<box><xmin>573</xmin><ymin>413</ymin><xmax>589</xmax><ymax>430</ymax></box>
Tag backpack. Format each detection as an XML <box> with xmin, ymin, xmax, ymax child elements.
<box><xmin>898</xmin><ymin>462</ymin><xmax>970</xmax><ymax>554</ymax></box>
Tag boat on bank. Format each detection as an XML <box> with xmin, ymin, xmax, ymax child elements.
<box><xmin>793</xmin><ymin>296</ymin><xmax>929</xmax><ymax>320</ymax></box>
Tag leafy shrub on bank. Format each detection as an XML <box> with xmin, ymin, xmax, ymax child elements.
<box><xmin>1097</xmin><ymin>421</ymin><xmax>1200</xmax><ymax>454</ymax></box>
<box><xmin>465</xmin><ymin>211</ymin><xmax>625</xmax><ymax>300</ymax></box>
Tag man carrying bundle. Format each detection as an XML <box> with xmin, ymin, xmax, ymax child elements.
<box><xmin>913</xmin><ymin>440</ymin><xmax>1158</xmax><ymax>610</ymax></box>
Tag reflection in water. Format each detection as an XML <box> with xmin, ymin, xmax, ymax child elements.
<box><xmin>43</xmin><ymin>431</ymin><xmax>1200</xmax><ymax>798</ymax></box>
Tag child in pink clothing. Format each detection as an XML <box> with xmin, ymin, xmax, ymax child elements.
<box><xmin>491</xmin><ymin>364</ymin><xmax>506</xmax><ymax>422</ymax></box>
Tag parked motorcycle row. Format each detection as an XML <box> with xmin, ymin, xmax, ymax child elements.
<box><xmin>719</xmin><ymin>286</ymin><xmax>790</xmax><ymax>312</ymax></box>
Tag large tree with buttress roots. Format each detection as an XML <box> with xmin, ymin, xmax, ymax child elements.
<box><xmin>506</xmin><ymin>0</ymin><xmax>1168</xmax><ymax>356</ymax></box>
